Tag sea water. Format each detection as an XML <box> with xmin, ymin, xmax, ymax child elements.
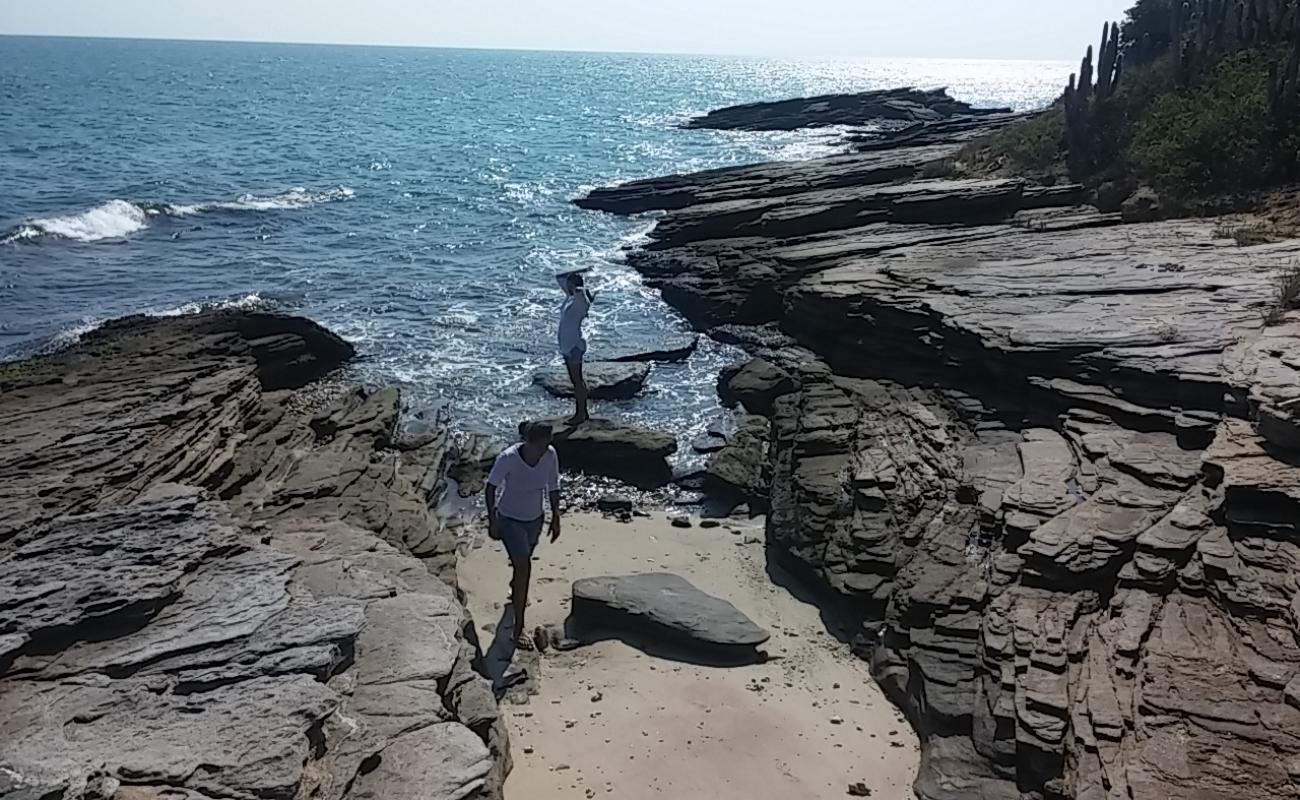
<box><xmin>0</xmin><ymin>36</ymin><xmax>1069</xmax><ymax>442</ymax></box>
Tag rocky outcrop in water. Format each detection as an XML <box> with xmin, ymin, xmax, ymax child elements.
<box><xmin>0</xmin><ymin>312</ymin><xmax>509</xmax><ymax>800</ymax></box>
<box><xmin>527</xmin><ymin>416</ymin><xmax>678</xmax><ymax>490</ymax></box>
<box><xmin>681</xmin><ymin>87</ymin><xmax>1012</xmax><ymax>131</ymax></box>
<box><xmin>578</xmin><ymin>114</ymin><xmax>1300</xmax><ymax>799</ymax></box>
<box><xmin>535</xmin><ymin>361</ymin><xmax>651</xmax><ymax>400</ymax></box>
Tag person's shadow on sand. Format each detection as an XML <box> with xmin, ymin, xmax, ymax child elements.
<box><xmin>479</xmin><ymin>605</ymin><xmax>535</xmax><ymax>699</ymax></box>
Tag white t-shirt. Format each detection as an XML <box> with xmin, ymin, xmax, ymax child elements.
<box><xmin>487</xmin><ymin>444</ymin><xmax>561</xmax><ymax>521</ymax></box>
<box><xmin>557</xmin><ymin>284</ymin><xmax>592</xmax><ymax>354</ymax></box>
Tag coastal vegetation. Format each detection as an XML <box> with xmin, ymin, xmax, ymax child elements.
<box><xmin>1268</xmin><ymin>261</ymin><xmax>1300</xmax><ymax>323</ymax></box>
<box><xmin>963</xmin><ymin>0</ymin><xmax>1300</xmax><ymax>207</ymax></box>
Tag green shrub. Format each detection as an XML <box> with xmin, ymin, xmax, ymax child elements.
<box><xmin>963</xmin><ymin>108</ymin><xmax>1066</xmax><ymax>174</ymax></box>
<box><xmin>1266</xmin><ymin>262</ymin><xmax>1300</xmax><ymax>325</ymax></box>
<box><xmin>1213</xmin><ymin>220</ymin><xmax>1279</xmax><ymax>246</ymax></box>
<box><xmin>1128</xmin><ymin>53</ymin><xmax>1279</xmax><ymax>195</ymax></box>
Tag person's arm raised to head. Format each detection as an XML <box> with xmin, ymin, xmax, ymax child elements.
<box><xmin>556</xmin><ymin>273</ymin><xmax>573</xmax><ymax>296</ymax></box>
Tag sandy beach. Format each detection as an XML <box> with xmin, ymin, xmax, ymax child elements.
<box><xmin>461</xmin><ymin>511</ymin><xmax>920</xmax><ymax>799</ymax></box>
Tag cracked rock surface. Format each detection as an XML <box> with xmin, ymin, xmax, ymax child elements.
<box><xmin>580</xmin><ymin>116</ymin><xmax>1300</xmax><ymax>799</ymax></box>
<box><xmin>0</xmin><ymin>311</ymin><xmax>509</xmax><ymax>800</ymax></box>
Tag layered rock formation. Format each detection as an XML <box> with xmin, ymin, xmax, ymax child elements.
<box><xmin>578</xmin><ymin>116</ymin><xmax>1300</xmax><ymax>798</ymax></box>
<box><xmin>681</xmin><ymin>87</ymin><xmax>1011</xmax><ymax>131</ymax></box>
<box><xmin>0</xmin><ymin>312</ymin><xmax>509</xmax><ymax>800</ymax></box>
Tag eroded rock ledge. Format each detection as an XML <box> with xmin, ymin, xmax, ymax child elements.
<box><xmin>579</xmin><ymin>116</ymin><xmax>1300</xmax><ymax>799</ymax></box>
<box><xmin>0</xmin><ymin>311</ymin><xmax>509</xmax><ymax>800</ymax></box>
<box><xmin>681</xmin><ymin>87</ymin><xmax>1011</xmax><ymax>131</ymax></box>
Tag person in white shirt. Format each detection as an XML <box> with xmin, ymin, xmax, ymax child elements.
<box><xmin>486</xmin><ymin>422</ymin><xmax>562</xmax><ymax>650</ymax></box>
<box><xmin>557</xmin><ymin>270</ymin><xmax>594</xmax><ymax>424</ymax></box>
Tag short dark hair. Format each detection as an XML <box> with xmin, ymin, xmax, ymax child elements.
<box><xmin>524</xmin><ymin>422</ymin><xmax>553</xmax><ymax>443</ymax></box>
<box><xmin>569</xmin><ymin>273</ymin><xmax>585</xmax><ymax>287</ymax></box>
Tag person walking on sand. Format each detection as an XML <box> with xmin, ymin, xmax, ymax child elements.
<box><xmin>557</xmin><ymin>270</ymin><xmax>594</xmax><ymax>425</ymax></box>
<box><xmin>486</xmin><ymin>421</ymin><xmax>562</xmax><ymax>651</ymax></box>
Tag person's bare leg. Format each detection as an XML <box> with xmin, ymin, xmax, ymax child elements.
<box><xmin>510</xmin><ymin>559</ymin><xmax>534</xmax><ymax>649</ymax></box>
<box><xmin>565</xmin><ymin>358</ymin><xmax>589</xmax><ymax>424</ymax></box>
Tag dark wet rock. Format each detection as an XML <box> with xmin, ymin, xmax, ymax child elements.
<box><xmin>848</xmin><ymin>112</ymin><xmax>1028</xmax><ymax>152</ymax></box>
<box><xmin>682</xmin><ymin>87</ymin><xmax>1010</xmax><ymax>132</ymax></box>
<box><xmin>535</xmin><ymin>361</ymin><xmax>651</xmax><ymax>400</ymax></box>
<box><xmin>395</xmin><ymin>402</ymin><xmax>452</xmax><ymax>452</ymax></box>
<box><xmin>608</xmin><ymin>335</ymin><xmax>699</xmax><ymax>363</ymax></box>
<box><xmin>709</xmin><ymin>323</ymin><xmax>799</xmax><ymax>351</ymax></box>
<box><xmin>448</xmin><ymin>434</ymin><xmax>506</xmax><ymax>498</ymax></box>
<box><xmin>577</xmin><ymin>91</ymin><xmax>1300</xmax><ymax>800</ymax></box>
<box><xmin>530</xmin><ymin>417</ymin><xmax>677</xmax><ymax>489</ymax></box>
<box><xmin>571</xmin><ymin>573</ymin><xmax>770</xmax><ymax>658</ymax></box>
<box><xmin>719</xmin><ymin>358</ymin><xmax>799</xmax><ymax>417</ymax></box>
<box><xmin>691</xmin><ymin>432</ymin><xmax>728</xmax><ymax>454</ymax></box>
<box><xmin>705</xmin><ymin>415</ymin><xmax>771</xmax><ymax>511</ymax></box>
<box><xmin>596</xmin><ymin>496</ymin><xmax>634</xmax><ymax>514</ymax></box>
<box><xmin>1121</xmin><ymin>185</ymin><xmax>1162</xmax><ymax>222</ymax></box>
<box><xmin>670</xmin><ymin>515</ymin><xmax>692</xmax><ymax>528</ymax></box>
<box><xmin>0</xmin><ymin>311</ymin><xmax>507</xmax><ymax>800</ymax></box>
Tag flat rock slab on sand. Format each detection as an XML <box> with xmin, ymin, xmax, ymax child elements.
<box><xmin>572</xmin><ymin>572</ymin><xmax>770</xmax><ymax>656</ymax></box>
<box><xmin>535</xmin><ymin>362</ymin><xmax>651</xmax><ymax>400</ymax></box>
<box><xmin>460</xmin><ymin>512</ymin><xmax>918</xmax><ymax>800</ymax></box>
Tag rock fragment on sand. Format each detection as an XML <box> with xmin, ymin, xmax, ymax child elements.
<box><xmin>848</xmin><ymin>783</ymin><xmax>873</xmax><ymax>797</ymax></box>
<box><xmin>670</xmin><ymin>515</ymin><xmax>692</xmax><ymax>528</ymax></box>
<box><xmin>596</xmin><ymin>496</ymin><xmax>634</xmax><ymax>514</ymax></box>
<box><xmin>571</xmin><ymin>572</ymin><xmax>769</xmax><ymax>659</ymax></box>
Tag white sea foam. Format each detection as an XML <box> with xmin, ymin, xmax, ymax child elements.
<box><xmin>39</xmin><ymin>294</ymin><xmax>272</xmax><ymax>352</ymax></box>
<box><xmin>3</xmin><ymin>199</ymin><xmax>150</xmax><ymax>243</ymax></box>
<box><xmin>150</xmin><ymin>293</ymin><xmax>269</xmax><ymax>317</ymax></box>
<box><xmin>163</xmin><ymin>186</ymin><xmax>355</xmax><ymax>216</ymax></box>
<box><xmin>4</xmin><ymin>188</ymin><xmax>356</xmax><ymax>244</ymax></box>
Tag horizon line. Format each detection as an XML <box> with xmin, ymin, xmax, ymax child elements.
<box><xmin>0</xmin><ymin>32</ymin><xmax>1075</xmax><ymax>64</ymax></box>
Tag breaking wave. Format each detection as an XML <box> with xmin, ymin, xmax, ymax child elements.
<box><xmin>2</xmin><ymin>199</ymin><xmax>149</xmax><ymax>244</ymax></box>
<box><xmin>2</xmin><ymin>187</ymin><xmax>355</xmax><ymax>244</ymax></box>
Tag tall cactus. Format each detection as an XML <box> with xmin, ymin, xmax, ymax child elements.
<box><xmin>1079</xmin><ymin>45</ymin><xmax>1095</xmax><ymax>96</ymax></box>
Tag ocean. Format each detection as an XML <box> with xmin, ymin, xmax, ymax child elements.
<box><xmin>0</xmin><ymin>36</ymin><xmax>1069</xmax><ymax>447</ymax></box>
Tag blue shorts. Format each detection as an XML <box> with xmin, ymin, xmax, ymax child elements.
<box><xmin>560</xmin><ymin>341</ymin><xmax>587</xmax><ymax>363</ymax></box>
<box><xmin>498</xmin><ymin>515</ymin><xmax>543</xmax><ymax>565</ymax></box>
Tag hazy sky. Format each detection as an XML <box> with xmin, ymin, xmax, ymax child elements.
<box><xmin>2</xmin><ymin>1</ymin><xmax>1136</xmax><ymax>60</ymax></box>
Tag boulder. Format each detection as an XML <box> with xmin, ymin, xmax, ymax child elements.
<box><xmin>692</xmin><ymin>432</ymin><xmax>728</xmax><ymax>454</ymax></box>
<box><xmin>528</xmin><ymin>417</ymin><xmax>677</xmax><ymax>489</ymax></box>
<box><xmin>535</xmin><ymin>361</ymin><xmax>651</xmax><ymax>400</ymax></box>
<box><xmin>719</xmin><ymin>358</ymin><xmax>798</xmax><ymax>417</ymax></box>
<box><xmin>608</xmin><ymin>336</ymin><xmax>699</xmax><ymax>363</ymax></box>
<box><xmin>571</xmin><ymin>573</ymin><xmax>770</xmax><ymax>659</ymax></box>
<box><xmin>1121</xmin><ymin>186</ymin><xmax>1162</xmax><ymax>222</ymax></box>
<box><xmin>705</xmin><ymin>415</ymin><xmax>771</xmax><ymax>510</ymax></box>
<box><xmin>447</xmin><ymin>434</ymin><xmax>505</xmax><ymax>498</ymax></box>
<box><xmin>595</xmin><ymin>496</ymin><xmax>634</xmax><ymax>514</ymax></box>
